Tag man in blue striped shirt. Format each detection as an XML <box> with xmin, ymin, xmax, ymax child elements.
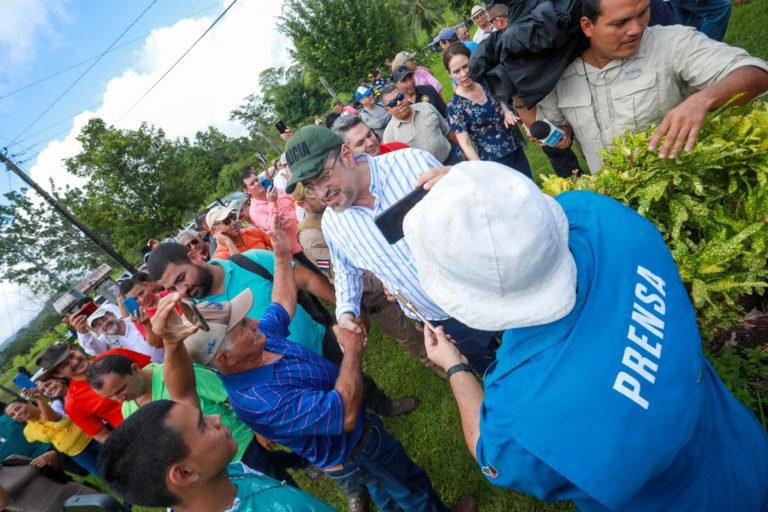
<box><xmin>284</xmin><ymin>125</ymin><xmax>499</xmax><ymax>373</ymax></box>
<box><xmin>152</xmin><ymin>216</ymin><xmax>455</xmax><ymax>512</ymax></box>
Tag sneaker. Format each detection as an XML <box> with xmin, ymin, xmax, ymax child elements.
<box><xmin>453</xmin><ymin>495</ymin><xmax>478</xmax><ymax>512</ymax></box>
<box><xmin>348</xmin><ymin>494</ymin><xmax>370</xmax><ymax>512</ymax></box>
<box><xmin>385</xmin><ymin>397</ymin><xmax>419</xmax><ymax>417</ymax></box>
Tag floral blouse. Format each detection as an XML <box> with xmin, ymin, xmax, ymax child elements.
<box><xmin>447</xmin><ymin>82</ymin><xmax>518</xmax><ymax>161</ymax></box>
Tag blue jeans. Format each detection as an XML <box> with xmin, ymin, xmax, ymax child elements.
<box><xmin>670</xmin><ymin>0</ymin><xmax>731</xmax><ymax>41</ymax></box>
<box><xmin>325</xmin><ymin>415</ymin><xmax>450</xmax><ymax>512</ymax></box>
<box><xmin>72</xmin><ymin>439</ymin><xmax>101</xmax><ymax>477</ymax></box>
<box><xmin>433</xmin><ymin>317</ymin><xmax>500</xmax><ymax>375</ymax></box>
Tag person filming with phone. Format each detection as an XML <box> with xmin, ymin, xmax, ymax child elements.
<box><xmin>402</xmin><ymin>161</ymin><xmax>768</xmax><ymax>511</ymax></box>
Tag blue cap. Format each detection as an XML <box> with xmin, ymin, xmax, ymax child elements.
<box><xmin>354</xmin><ymin>86</ymin><xmax>372</xmax><ymax>102</ymax></box>
<box><xmin>433</xmin><ymin>27</ymin><xmax>457</xmax><ymax>44</ymax></box>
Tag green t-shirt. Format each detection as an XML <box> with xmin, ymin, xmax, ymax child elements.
<box><xmin>122</xmin><ymin>363</ymin><xmax>253</xmax><ymax>461</ymax></box>
<box><xmin>223</xmin><ymin>462</ymin><xmax>336</xmax><ymax>511</ymax></box>
<box><xmin>206</xmin><ymin>250</ymin><xmax>324</xmax><ymax>355</ymax></box>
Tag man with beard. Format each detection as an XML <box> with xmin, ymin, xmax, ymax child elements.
<box><xmin>87</xmin><ymin>306</ymin><xmax>164</xmax><ymax>362</ymax></box>
<box><xmin>34</xmin><ymin>345</ymin><xmax>149</xmax><ymax>443</ymax></box>
<box><xmin>283</xmin><ymin>125</ymin><xmax>500</xmax><ymax>374</ymax></box>
<box><xmin>147</xmin><ymin>240</ymin><xmax>415</xmax><ymax>418</ymax></box>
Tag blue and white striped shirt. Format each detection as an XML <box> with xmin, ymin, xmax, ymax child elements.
<box><xmin>322</xmin><ymin>148</ymin><xmax>450</xmax><ymax>321</ymax></box>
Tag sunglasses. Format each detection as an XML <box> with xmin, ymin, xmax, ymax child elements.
<box><xmin>185</xmin><ymin>238</ymin><xmax>200</xmax><ymax>250</ymax></box>
<box><xmin>386</xmin><ymin>92</ymin><xmax>406</xmax><ymax>109</ymax></box>
<box><xmin>216</xmin><ymin>213</ymin><xmax>238</xmax><ymax>226</ymax></box>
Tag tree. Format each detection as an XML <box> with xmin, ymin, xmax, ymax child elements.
<box><xmin>0</xmin><ymin>187</ymin><xmax>107</xmax><ymax>296</ymax></box>
<box><xmin>231</xmin><ymin>65</ymin><xmax>329</xmax><ymax>135</ymax></box>
<box><xmin>278</xmin><ymin>0</ymin><xmax>406</xmax><ymax>91</ymax></box>
<box><xmin>64</xmin><ymin>118</ymin><xmax>208</xmax><ymax>255</ymax></box>
<box><xmin>401</xmin><ymin>0</ymin><xmax>444</xmax><ymax>42</ymax></box>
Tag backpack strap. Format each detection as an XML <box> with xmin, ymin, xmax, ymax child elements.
<box><xmin>229</xmin><ymin>254</ymin><xmax>274</xmax><ymax>282</ymax></box>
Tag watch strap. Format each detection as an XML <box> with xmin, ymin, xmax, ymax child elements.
<box><xmin>446</xmin><ymin>363</ymin><xmax>474</xmax><ymax>379</ymax></box>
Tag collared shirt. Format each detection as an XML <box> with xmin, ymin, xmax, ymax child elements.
<box><xmin>322</xmin><ymin>149</ymin><xmax>450</xmax><ymax>322</ymax></box>
<box><xmin>383</xmin><ymin>103</ymin><xmax>452</xmax><ymax>163</ymax></box>
<box><xmin>476</xmin><ymin>192</ymin><xmax>768</xmax><ymax>511</ymax></box>
<box><xmin>223</xmin><ymin>462</ymin><xmax>335</xmax><ymax>512</ymax></box>
<box><xmin>248</xmin><ymin>193</ymin><xmax>303</xmax><ymax>255</ymax></box>
<box><xmin>220</xmin><ymin>303</ymin><xmax>364</xmax><ymax>469</ymax></box>
<box><xmin>0</xmin><ymin>416</ymin><xmax>51</xmax><ymax>461</ymax></box>
<box><xmin>359</xmin><ymin>103</ymin><xmax>392</xmax><ymax>138</ymax></box>
<box><xmin>537</xmin><ymin>25</ymin><xmax>768</xmax><ymax>173</ymax></box>
<box><xmin>473</xmin><ymin>26</ymin><xmax>493</xmax><ymax>44</ymax></box>
<box><xmin>205</xmin><ymin>250</ymin><xmax>324</xmax><ymax>355</ymax></box>
<box><xmin>211</xmin><ymin>227</ymin><xmax>272</xmax><ymax>260</ymax></box>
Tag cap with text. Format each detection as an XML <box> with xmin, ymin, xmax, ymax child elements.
<box><xmin>284</xmin><ymin>125</ymin><xmax>343</xmax><ymax>194</ymax></box>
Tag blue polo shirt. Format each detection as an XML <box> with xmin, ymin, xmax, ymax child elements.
<box><xmin>476</xmin><ymin>191</ymin><xmax>768</xmax><ymax>511</ymax></box>
<box><xmin>205</xmin><ymin>250</ymin><xmax>324</xmax><ymax>355</ymax></box>
<box><xmin>219</xmin><ymin>302</ymin><xmax>364</xmax><ymax>469</ymax></box>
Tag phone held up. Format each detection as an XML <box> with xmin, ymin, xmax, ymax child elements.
<box><xmin>374</xmin><ymin>185</ymin><xmax>429</xmax><ymax>244</ymax></box>
<box><xmin>123</xmin><ymin>296</ymin><xmax>141</xmax><ymax>319</ymax></box>
<box><xmin>274</xmin><ymin>120</ymin><xmax>288</xmax><ymax>134</ymax></box>
<box><xmin>179</xmin><ymin>300</ymin><xmax>211</xmax><ymax>332</ymax></box>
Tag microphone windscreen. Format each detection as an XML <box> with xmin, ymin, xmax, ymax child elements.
<box><xmin>529</xmin><ymin>120</ymin><xmax>551</xmax><ymax>140</ymax></box>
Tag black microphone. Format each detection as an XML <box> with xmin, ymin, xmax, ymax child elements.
<box><xmin>530</xmin><ymin>120</ymin><xmax>565</xmax><ymax>146</ymax></box>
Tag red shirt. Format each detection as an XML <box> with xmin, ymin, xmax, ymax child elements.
<box><xmin>64</xmin><ymin>349</ymin><xmax>151</xmax><ymax>436</ymax></box>
<box><xmin>380</xmin><ymin>141</ymin><xmax>410</xmax><ymax>154</ymax></box>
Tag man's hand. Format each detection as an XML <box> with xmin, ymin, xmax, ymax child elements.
<box><xmin>267</xmin><ymin>211</ymin><xmax>291</xmax><ymax>258</ymax></box>
<box><xmin>337</xmin><ymin>312</ymin><xmax>363</xmax><ymax>334</ymax></box>
<box><xmin>255</xmin><ymin>433</ymin><xmax>275</xmax><ymax>451</ymax></box>
<box><xmin>69</xmin><ymin>314</ymin><xmax>89</xmax><ymax>334</ymax></box>
<box><xmin>424</xmin><ymin>326</ymin><xmax>467</xmax><ymax>371</ymax></box>
<box><xmin>214</xmin><ymin>231</ymin><xmax>235</xmax><ymax>249</ymax></box>
<box><xmin>334</xmin><ymin>323</ymin><xmax>367</xmax><ymax>354</ymax></box>
<box><xmin>525</xmin><ymin>122</ymin><xmax>573</xmax><ymax>149</ymax></box>
<box><xmin>279</xmin><ymin>128</ymin><xmax>294</xmax><ymax>142</ymax></box>
<box><xmin>648</xmin><ymin>94</ymin><xmax>709</xmax><ymax>158</ymax></box>
<box><xmin>151</xmin><ymin>293</ymin><xmax>200</xmax><ymax>345</ymax></box>
<box><xmin>266</xmin><ymin>186</ymin><xmax>279</xmax><ymax>203</ymax></box>
<box><xmin>30</xmin><ymin>451</ymin><xmax>57</xmax><ymax>469</ymax></box>
<box><xmin>415</xmin><ymin>166</ymin><xmax>452</xmax><ymax>191</ymax></box>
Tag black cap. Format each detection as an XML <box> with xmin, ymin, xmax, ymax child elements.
<box><xmin>393</xmin><ymin>65</ymin><xmax>414</xmax><ymax>83</ymax></box>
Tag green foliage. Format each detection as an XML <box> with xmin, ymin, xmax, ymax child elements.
<box><xmin>540</xmin><ymin>103</ymin><xmax>768</xmax><ymax>338</ymax></box>
<box><xmin>231</xmin><ymin>66</ymin><xmax>329</xmax><ymax>130</ymax></box>
<box><xmin>401</xmin><ymin>0</ymin><xmax>444</xmax><ymax>42</ymax></box>
<box><xmin>708</xmin><ymin>346</ymin><xmax>768</xmax><ymax>422</ymax></box>
<box><xmin>278</xmin><ymin>0</ymin><xmax>407</xmax><ymax>91</ymax></box>
<box><xmin>0</xmin><ymin>187</ymin><xmax>107</xmax><ymax>296</ymax></box>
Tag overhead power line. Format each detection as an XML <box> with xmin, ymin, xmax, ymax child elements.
<box><xmin>10</xmin><ymin>0</ymin><xmax>159</xmax><ymax>143</ymax></box>
<box><xmin>0</xmin><ymin>2</ymin><xmax>221</xmax><ymax>103</ymax></box>
<box><xmin>116</xmin><ymin>0</ymin><xmax>239</xmax><ymax>124</ymax></box>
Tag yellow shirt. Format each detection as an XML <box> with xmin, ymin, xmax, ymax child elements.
<box><xmin>23</xmin><ymin>417</ymin><xmax>92</xmax><ymax>456</ymax></box>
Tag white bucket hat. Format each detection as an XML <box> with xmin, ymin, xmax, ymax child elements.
<box><xmin>403</xmin><ymin>161</ymin><xmax>577</xmax><ymax>331</ymax></box>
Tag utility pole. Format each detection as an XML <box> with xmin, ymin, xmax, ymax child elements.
<box><xmin>0</xmin><ymin>234</ymin><xmax>68</xmax><ymax>291</ymax></box>
<box><xmin>0</xmin><ymin>151</ymin><xmax>136</xmax><ymax>273</ymax></box>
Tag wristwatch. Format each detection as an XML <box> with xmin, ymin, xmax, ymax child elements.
<box><xmin>446</xmin><ymin>363</ymin><xmax>474</xmax><ymax>379</ymax></box>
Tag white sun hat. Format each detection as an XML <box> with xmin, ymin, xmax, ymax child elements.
<box><xmin>403</xmin><ymin>161</ymin><xmax>577</xmax><ymax>331</ymax></box>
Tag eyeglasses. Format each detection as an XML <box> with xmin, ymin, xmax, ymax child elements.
<box><xmin>489</xmin><ymin>15</ymin><xmax>508</xmax><ymax>23</ymax></box>
<box><xmin>303</xmin><ymin>153</ymin><xmax>340</xmax><ymax>197</ymax></box>
<box><xmin>185</xmin><ymin>238</ymin><xmax>200</xmax><ymax>250</ymax></box>
<box><xmin>216</xmin><ymin>213</ymin><xmax>238</xmax><ymax>226</ymax></box>
<box><xmin>386</xmin><ymin>92</ymin><xmax>406</xmax><ymax>109</ymax></box>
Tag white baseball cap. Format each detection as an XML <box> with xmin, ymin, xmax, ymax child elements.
<box><xmin>205</xmin><ymin>206</ymin><xmax>237</xmax><ymax>229</ymax></box>
<box><xmin>403</xmin><ymin>161</ymin><xmax>577</xmax><ymax>331</ymax></box>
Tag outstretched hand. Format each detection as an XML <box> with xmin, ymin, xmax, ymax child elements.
<box><xmin>267</xmin><ymin>211</ymin><xmax>291</xmax><ymax>257</ymax></box>
<box><xmin>415</xmin><ymin>166</ymin><xmax>452</xmax><ymax>191</ymax></box>
<box><xmin>151</xmin><ymin>293</ymin><xmax>200</xmax><ymax>345</ymax></box>
<box><xmin>648</xmin><ymin>94</ymin><xmax>709</xmax><ymax>158</ymax></box>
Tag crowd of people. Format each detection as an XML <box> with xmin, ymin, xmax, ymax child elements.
<box><xmin>2</xmin><ymin>0</ymin><xmax>768</xmax><ymax>511</ymax></box>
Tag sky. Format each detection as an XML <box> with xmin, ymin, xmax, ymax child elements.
<box><xmin>0</xmin><ymin>0</ymin><xmax>292</xmax><ymax>343</ymax></box>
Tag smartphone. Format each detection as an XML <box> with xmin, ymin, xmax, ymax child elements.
<box><xmin>123</xmin><ymin>296</ymin><xmax>141</xmax><ymax>319</ymax></box>
<box><xmin>259</xmin><ymin>175</ymin><xmax>273</xmax><ymax>190</ymax></box>
<box><xmin>256</xmin><ymin>153</ymin><xmax>269</xmax><ymax>168</ymax></box>
<box><xmin>73</xmin><ymin>301</ymin><xmax>98</xmax><ymax>319</ymax></box>
<box><xmin>374</xmin><ymin>186</ymin><xmax>429</xmax><ymax>244</ymax></box>
<box><xmin>179</xmin><ymin>300</ymin><xmax>211</xmax><ymax>332</ymax></box>
<box><xmin>274</xmin><ymin>120</ymin><xmax>288</xmax><ymax>134</ymax></box>
<box><xmin>13</xmin><ymin>374</ymin><xmax>36</xmax><ymax>390</ymax></box>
